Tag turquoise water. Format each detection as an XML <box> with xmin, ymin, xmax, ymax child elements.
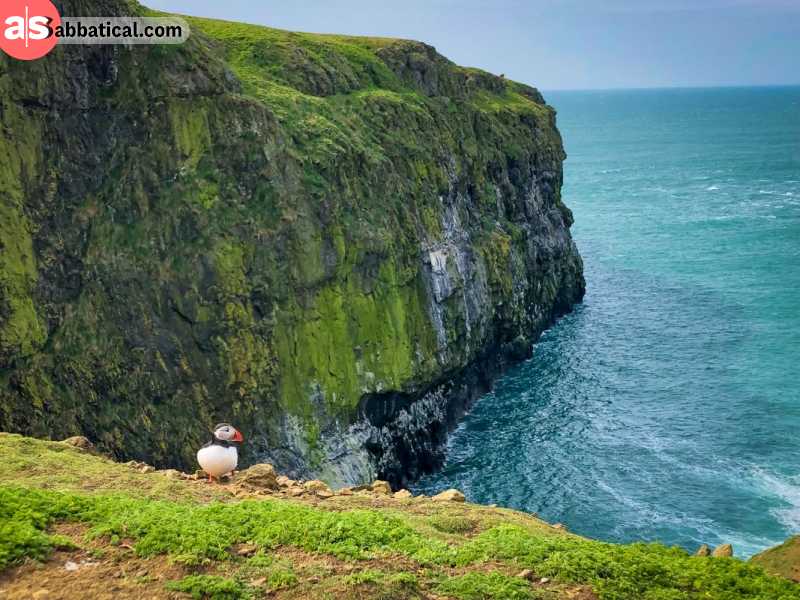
<box><xmin>414</xmin><ymin>87</ymin><xmax>800</xmax><ymax>557</ymax></box>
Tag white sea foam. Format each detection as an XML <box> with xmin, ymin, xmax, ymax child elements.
<box><xmin>751</xmin><ymin>468</ymin><xmax>800</xmax><ymax>532</ymax></box>
<box><xmin>778</xmin><ymin>506</ymin><xmax>800</xmax><ymax>532</ymax></box>
<box><xmin>592</xmin><ymin>476</ymin><xmax>777</xmax><ymax>557</ymax></box>
<box><xmin>706</xmin><ymin>185</ymin><xmax>720</xmax><ymax>191</ymax></box>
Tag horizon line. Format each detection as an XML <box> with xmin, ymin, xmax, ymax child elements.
<box><xmin>541</xmin><ymin>82</ymin><xmax>800</xmax><ymax>93</ymax></box>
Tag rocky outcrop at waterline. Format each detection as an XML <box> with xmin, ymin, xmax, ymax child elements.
<box><xmin>0</xmin><ymin>0</ymin><xmax>584</xmax><ymax>487</ymax></box>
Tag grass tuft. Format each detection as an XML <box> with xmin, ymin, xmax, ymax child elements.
<box><xmin>165</xmin><ymin>574</ymin><xmax>251</xmax><ymax>600</ymax></box>
<box><xmin>436</xmin><ymin>572</ymin><xmax>536</xmax><ymax>600</ymax></box>
<box><xmin>429</xmin><ymin>515</ymin><xmax>478</xmax><ymax>534</ymax></box>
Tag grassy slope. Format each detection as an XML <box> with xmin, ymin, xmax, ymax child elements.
<box><xmin>1</xmin><ymin>434</ymin><xmax>799</xmax><ymax>600</ymax></box>
<box><xmin>751</xmin><ymin>537</ymin><xmax>800</xmax><ymax>583</ymax></box>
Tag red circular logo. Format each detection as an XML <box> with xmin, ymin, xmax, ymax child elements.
<box><xmin>0</xmin><ymin>0</ymin><xmax>60</xmax><ymax>61</ymax></box>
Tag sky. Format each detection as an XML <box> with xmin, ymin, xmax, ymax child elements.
<box><xmin>145</xmin><ymin>0</ymin><xmax>800</xmax><ymax>91</ymax></box>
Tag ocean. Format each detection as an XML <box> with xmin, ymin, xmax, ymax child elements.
<box><xmin>413</xmin><ymin>86</ymin><xmax>800</xmax><ymax>558</ymax></box>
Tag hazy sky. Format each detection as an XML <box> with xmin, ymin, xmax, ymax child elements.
<box><xmin>145</xmin><ymin>0</ymin><xmax>800</xmax><ymax>91</ymax></box>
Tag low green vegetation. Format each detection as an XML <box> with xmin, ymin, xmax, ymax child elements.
<box><xmin>0</xmin><ymin>433</ymin><xmax>227</xmax><ymax>502</ymax></box>
<box><xmin>0</xmin><ymin>486</ymin><xmax>441</xmax><ymax>567</ymax></box>
<box><xmin>435</xmin><ymin>572</ymin><xmax>539</xmax><ymax>600</ymax></box>
<box><xmin>429</xmin><ymin>514</ymin><xmax>478</xmax><ymax>535</ymax></box>
<box><xmin>165</xmin><ymin>574</ymin><xmax>252</xmax><ymax>600</ymax></box>
<box><xmin>1</xmin><ymin>436</ymin><xmax>798</xmax><ymax>600</ymax></box>
<box><xmin>341</xmin><ymin>569</ymin><xmax>420</xmax><ymax>597</ymax></box>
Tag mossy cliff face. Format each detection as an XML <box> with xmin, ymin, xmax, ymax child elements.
<box><xmin>0</xmin><ymin>0</ymin><xmax>584</xmax><ymax>486</ymax></box>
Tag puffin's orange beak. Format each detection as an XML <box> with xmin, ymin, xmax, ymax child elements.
<box><xmin>232</xmin><ymin>429</ymin><xmax>244</xmax><ymax>443</ymax></box>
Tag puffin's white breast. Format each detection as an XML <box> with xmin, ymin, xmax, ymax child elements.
<box><xmin>197</xmin><ymin>444</ymin><xmax>238</xmax><ymax>477</ymax></box>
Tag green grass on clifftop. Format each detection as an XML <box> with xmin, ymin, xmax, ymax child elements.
<box><xmin>1</xmin><ymin>434</ymin><xmax>798</xmax><ymax>599</ymax></box>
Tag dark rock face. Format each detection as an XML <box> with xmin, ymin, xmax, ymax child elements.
<box><xmin>0</xmin><ymin>0</ymin><xmax>584</xmax><ymax>487</ymax></box>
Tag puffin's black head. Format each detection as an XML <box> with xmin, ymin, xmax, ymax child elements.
<box><xmin>213</xmin><ymin>423</ymin><xmax>244</xmax><ymax>443</ymax></box>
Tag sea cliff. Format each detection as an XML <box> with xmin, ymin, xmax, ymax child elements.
<box><xmin>0</xmin><ymin>0</ymin><xmax>584</xmax><ymax>486</ymax></box>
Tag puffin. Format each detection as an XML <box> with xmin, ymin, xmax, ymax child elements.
<box><xmin>197</xmin><ymin>423</ymin><xmax>244</xmax><ymax>482</ymax></box>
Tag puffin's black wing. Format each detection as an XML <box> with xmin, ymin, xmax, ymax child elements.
<box><xmin>201</xmin><ymin>437</ymin><xmax>230</xmax><ymax>448</ymax></box>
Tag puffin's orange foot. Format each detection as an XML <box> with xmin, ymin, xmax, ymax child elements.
<box><xmin>207</xmin><ymin>474</ymin><xmax>217</xmax><ymax>484</ymax></box>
